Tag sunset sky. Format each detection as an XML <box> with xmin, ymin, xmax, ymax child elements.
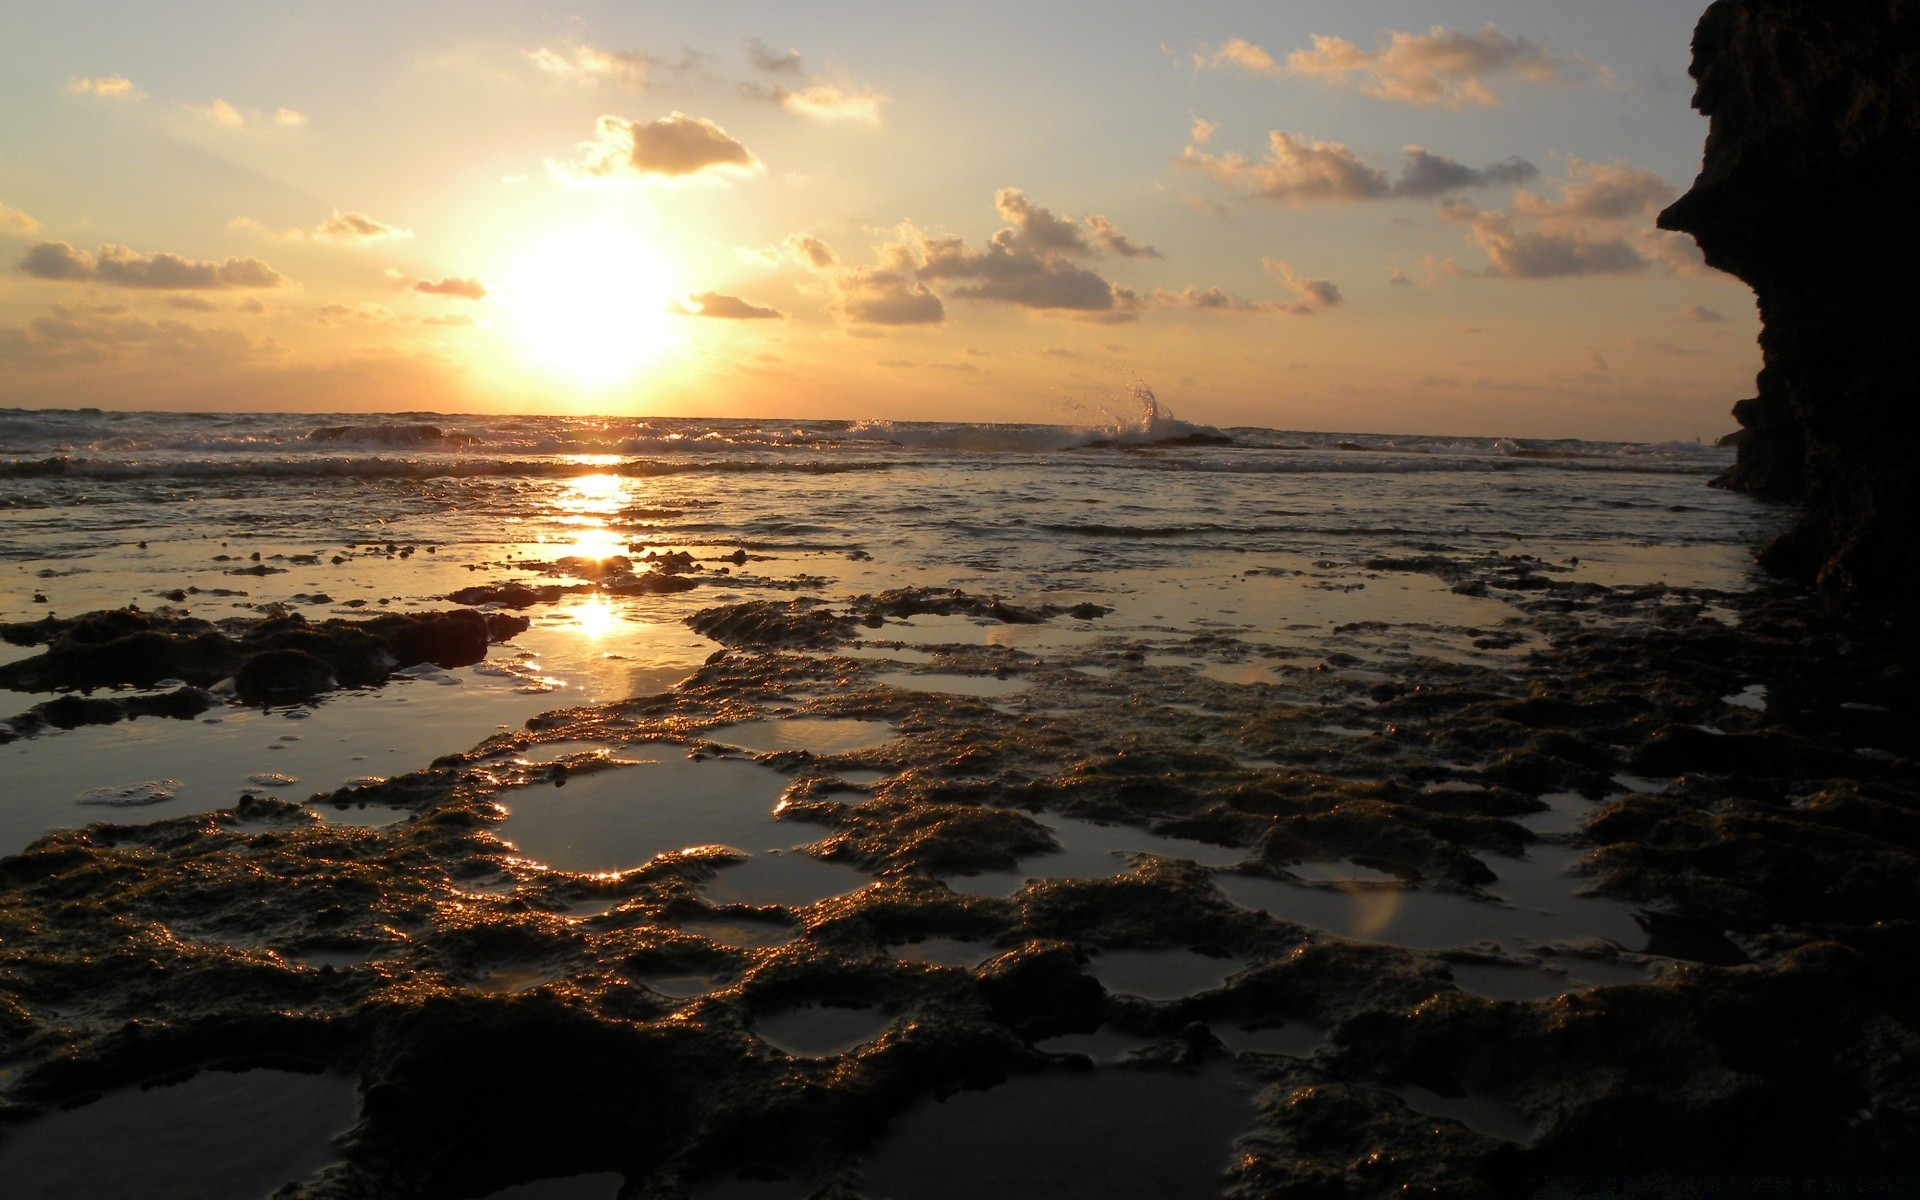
<box><xmin>0</xmin><ymin>1</ymin><xmax>1759</xmax><ymax>439</ymax></box>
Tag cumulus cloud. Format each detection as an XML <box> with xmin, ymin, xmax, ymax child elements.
<box><xmin>1262</xmin><ymin>259</ymin><xmax>1344</xmax><ymax>307</ymax></box>
<box><xmin>1276</xmin><ymin>23</ymin><xmax>1606</xmax><ymax>106</ymax></box>
<box><xmin>839</xmin><ymin>264</ymin><xmax>946</xmax><ymax>326</ymax></box>
<box><xmin>767</xmin><ymin>82</ymin><xmax>887</xmax><ymax>124</ymax></box>
<box><xmin>1439</xmin><ymin>204</ymin><xmax>1646</xmax><ymax>278</ymax></box>
<box><xmin>994</xmin><ymin>188</ymin><xmax>1093</xmax><ymax>255</ymax></box>
<box><xmin>1087</xmin><ymin>215</ymin><xmax>1160</xmax><ymax>259</ymax></box>
<box><xmin>786</xmin><ymin>233</ymin><xmax>839</xmax><ymax>269</ymax></box>
<box><xmin>1</xmin><ymin>202</ymin><xmax>40</xmax><ymax>234</ymax></box>
<box><xmin>551</xmin><ymin>113</ymin><xmax>758</xmax><ymax>183</ymax></box>
<box><xmin>19</xmin><ymin>241</ymin><xmax>291</xmax><ymax>290</ymax></box>
<box><xmin>1180</xmin><ymin>133</ymin><xmax>1537</xmax><ymax>204</ymax></box>
<box><xmin>67</xmin><ymin>76</ymin><xmax>144</xmax><ymax>100</ymax></box>
<box><xmin>1512</xmin><ymin>159</ymin><xmax>1676</xmax><ymax>221</ymax></box>
<box><xmin>190</xmin><ymin>99</ymin><xmax>308</xmax><ymax>129</ymax></box>
<box><xmin>413</xmin><ymin>277</ymin><xmax>487</xmax><ymax>299</ymax></box>
<box><xmin>1153</xmin><ymin>286</ymin><xmax>1309</xmax><ymax>315</ymax></box>
<box><xmin>1635</xmin><ymin>228</ymin><xmax>1715</xmax><ymax>277</ymax></box>
<box><xmin>671</xmin><ymin>291</ymin><xmax>784</xmax><ymax>319</ymax></box>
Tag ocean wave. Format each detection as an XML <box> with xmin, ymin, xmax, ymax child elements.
<box><xmin>0</xmin><ymin>456</ymin><xmax>901</xmax><ymax>482</ymax></box>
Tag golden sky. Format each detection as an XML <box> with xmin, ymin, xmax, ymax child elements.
<box><xmin>0</xmin><ymin>1</ymin><xmax>1760</xmax><ymax>440</ymax></box>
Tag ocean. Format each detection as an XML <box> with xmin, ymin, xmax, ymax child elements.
<box><xmin>10</xmin><ymin>400</ymin><xmax>1892</xmax><ymax>1197</ymax></box>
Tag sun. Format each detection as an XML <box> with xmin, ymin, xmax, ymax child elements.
<box><xmin>505</xmin><ymin>225</ymin><xmax>678</xmax><ymax>384</ymax></box>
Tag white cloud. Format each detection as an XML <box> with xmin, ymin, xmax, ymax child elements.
<box><xmin>1</xmin><ymin>202</ymin><xmax>40</xmax><ymax>235</ymax></box>
<box><xmin>1280</xmin><ymin>23</ymin><xmax>1607</xmax><ymax>106</ymax></box>
<box><xmin>67</xmin><ymin>76</ymin><xmax>145</xmax><ymax>101</ymax></box>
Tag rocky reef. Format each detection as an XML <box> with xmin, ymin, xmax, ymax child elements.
<box><xmin>1660</xmin><ymin>0</ymin><xmax>1920</xmax><ymax>597</ymax></box>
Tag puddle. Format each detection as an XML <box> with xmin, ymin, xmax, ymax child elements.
<box><xmin>1086</xmin><ymin>948</ymin><xmax>1245</xmax><ymax>1000</ymax></box>
<box><xmin>674</xmin><ymin>917</ymin><xmax>796</xmax><ymax>949</ymax></box>
<box><xmin>752</xmin><ymin>1003</ymin><xmax>893</xmax><ymax>1057</ymax></box>
<box><xmin>704</xmin><ymin>718</ymin><xmax>897</xmax><ymax>755</ymax></box>
<box><xmin>638</xmin><ymin>973</ymin><xmax>729</xmax><ymax>998</ymax></box>
<box><xmin>839</xmin><ymin>644</ymin><xmax>938</xmax><ymax>665</ymax></box>
<box><xmin>832</xmin><ymin>769</ymin><xmax>894</xmax><ymax>787</ymax></box>
<box><xmin>1386</xmin><ymin>1082</ymin><xmax>1537</xmax><ymax>1144</ymax></box>
<box><xmin>703</xmin><ymin>851</ymin><xmax>870</xmax><ymax>907</ymax></box>
<box><xmin>1216</xmin><ymin>843</ymin><xmax>1647</xmax><ymax>955</ymax></box>
<box><xmin>498</xmin><ymin>756</ymin><xmax>789</xmax><ymax>874</ymax></box>
<box><xmin>1287</xmin><ymin>860</ymin><xmax>1400</xmax><ymax>884</ymax></box>
<box><xmin>477</xmin><ymin>1173</ymin><xmax>626</xmax><ymax>1200</ymax></box>
<box><xmin>891</xmin><ymin>937</ymin><xmax>994</xmax><ymax>969</ymax></box>
<box><xmin>1198</xmin><ymin>663</ymin><xmax>1279</xmax><ymax>687</ymax></box>
<box><xmin>875</xmin><ymin>671</ymin><xmax>1028</xmax><ymax>699</ymax></box>
<box><xmin>1034</xmin><ymin>1026</ymin><xmax>1148</xmax><ymax>1062</ymax></box>
<box><xmin>309</xmin><ymin>801</ymin><xmax>414</xmax><ymax>827</ymax></box>
<box><xmin>0</xmin><ymin>1067</ymin><xmax>358</xmax><ymax>1199</ymax></box>
<box><xmin>1209</xmin><ymin>1020</ymin><xmax>1330</xmax><ymax>1058</ymax></box>
<box><xmin>943</xmin><ymin>814</ymin><xmax>1244</xmax><ymax>897</ymax></box>
<box><xmin>508</xmin><ymin>741</ymin><xmax>631</xmax><ymax>765</ymax></box>
<box><xmin>1449</xmin><ymin>958</ymin><xmax>1650</xmax><ymax>1001</ymax></box>
<box><xmin>1515</xmin><ymin>793</ymin><xmax>1595</xmax><ymax>835</ymax></box>
<box><xmin>474</xmin><ymin>966</ymin><xmax>554</xmax><ymax>993</ymax></box>
<box><xmin>860</xmin><ymin>1065</ymin><xmax>1254</xmax><ymax>1200</ymax></box>
<box><xmin>1721</xmin><ymin>683</ymin><xmax>1767</xmax><ymax>712</ymax></box>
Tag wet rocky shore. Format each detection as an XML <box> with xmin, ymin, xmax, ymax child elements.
<box><xmin>0</xmin><ymin>549</ymin><xmax>1914</xmax><ymax>1197</ymax></box>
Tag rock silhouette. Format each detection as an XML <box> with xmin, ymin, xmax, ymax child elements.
<box><xmin>1660</xmin><ymin>0</ymin><xmax>1920</xmax><ymax>597</ymax></box>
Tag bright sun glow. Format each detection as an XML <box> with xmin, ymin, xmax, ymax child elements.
<box><xmin>507</xmin><ymin>226</ymin><xmax>677</xmax><ymax>384</ymax></box>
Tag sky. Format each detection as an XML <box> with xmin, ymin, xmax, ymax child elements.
<box><xmin>0</xmin><ymin>1</ymin><xmax>1760</xmax><ymax>439</ymax></box>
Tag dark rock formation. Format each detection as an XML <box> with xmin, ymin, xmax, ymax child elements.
<box><xmin>1660</xmin><ymin>0</ymin><xmax>1920</xmax><ymax>596</ymax></box>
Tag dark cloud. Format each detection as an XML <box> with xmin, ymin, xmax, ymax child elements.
<box><xmin>839</xmin><ymin>265</ymin><xmax>946</xmax><ymax>325</ymax></box>
<box><xmin>1391</xmin><ymin>147</ymin><xmax>1537</xmax><ymax>197</ymax></box>
<box><xmin>746</xmin><ymin>38</ymin><xmax>804</xmax><ymax>74</ymax></box>
<box><xmin>1513</xmin><ymin>159</ymin><xmax>1676</xmax><ymax>221</ymax></box>
<box><xmin>20</xmin><ymin>241</ymin><xmax>290</xmax><ymax>289</ymax></box>
<box><xmin>413</xmin><ymin>277</ymin><xmax>487</xmax><ymax>299</ymax></box>
<box><xmin>994</xmin><ymin>188</ymin><xmax>1093</xmax><ymax>255</ymax></box>
<box><xmin>554</xmin><ymin>113</ymin><xmax>758</xmax><ymax>182</ymax></box>
<box><xmin>1153</xmin><ymin>286</ymin><xmax>1309</xmax><ymax>315</ymax></box>
<box><xmin>1677</xmin><ymin>304</ymin><xmax>1724</xmax><ymax>322</ymax></box>
<box><xmin>671</xmin><ymin>291</ymin><xmax>784</xmax><ymax>319</ymax></box>
<box><xmin>1087</xmin><ymin>214</ymin><xmax>1161</xmax><ymax>258</ymax></box>
<box><xmin>1262</xmin><ymin>259</ymin><xmax>1344</xmax><ymax>306</ymax></box>
<box><xmin>1182</xmin><ymin>134</ymin><xmax>1537</xmax><ymax>204</ymax></box>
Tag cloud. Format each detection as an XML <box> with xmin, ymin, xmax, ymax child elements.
<box><xmin>1388</xmin><ymin>268</ymin><xmax>1412</xmax><ymax>286</ymax></box>
<box><xmin>163</xmin><ymin>295</ymin><xmax>221</xmax><ymax>312</ymax></box>
<box><xmin>1278</xmin><ymin>23</ymin><xmax>1606</xmax><ymax>106</ymax></box>
<box><xmin>1512</xmin><ymin>159</ymin><xmax>1675</xmax><ymax>221</ymax></box>
<box><xmin>1677</xmin><ymin>303</ymin><xmax>1724</xmax><ymax>322</ymax></box>
<box><xmin>672</xmin><ymin>291</ymin><xmax>784</xmax><ymax>319</ymax></box>
<box><xmin>1439</xmin><ymin>205</ymin><xmax>1646</xmax><ymax>278</ymax></box>
<box><xmin>1152</xmin><ymin>286</ymin><xmax>1309</xmax><ymax>315</ymax></box>
<box><xmin>1180</xmin><ymin>131</ymin><xmax>1388</xmax><ymax>202</ymax></box>
<box><xmin>1635</xmin><ymin>228</ymin><xmax>1716</xmax><ymax>277</ymax></box>
<box><xmin>190</xmin><ymin>99</ymin><xmax>308</xmax><ymax>129</ymax></box>
<box><xmin>786</xmin><ymin>233</ymin><xmax>839</xmax><ymax>269</ymax></box>
<box><xmin>529</xmin><ymin>43</ymin><xmax>687</xmax><ymax>90</ymax></box>
<box><xmin>318</xmin><ymin>211</ymin><xmax>409</xmax><ymax>243</ymax></box>
<box><xmin>67</xmin><ymin>76</ymin><xmax>144</xmax><ymax>100</ymax></box>
<box><xmin>230</xmin><ymin>210</ymin><xmax>412</xmax><ymax>244</ymax></box>
<box><xmin>747</xmin><ymin>39</ymin><xmax>805</xmax><ymax>75</ymax></box>
<box><xmin>551</xmin><ymin>113</ymin><xmax>758</xmax><ymax>183</ymax></box>
<box><xmin>1</xmin><ymin>302</ymin><xmax>263</xmax><ymax>369</ymax></box>
<box><xmin>994</xmin><ymin>188</ymin><xmax>1093</xmax><ymax>254</ymax></box>
<box><xmin>1392</xmin><ymin>147</ymin><xmax>1538</xmax><ymax>198</ymax></box>
<box><xmin>768</xmin><ymin>82</ymin><xmax>887</xmax><ymax>124</ymax></box>
<box><xmin>421</xmin><ymin>313</ymin><xmax>474</xmax><ymax>327</ymax></box>
<box><xmin>317</xmin><ymin>302</ymin><xmax>396</xmax><ymax>324</ymax></box>
<box><xmin>1181</xmin><ymin>133</ymin><xmax>1537</xmax><ymax>204</ymax></box>
<box><xmin>1</xmin><ymin>202</ymin><xmax>40</xmax><ymax>234</ymax></box>
<box><xmin>413</xmin><ymin>277</ymin><xmax>487</xmax><ymax>300</ymax></box>
<box><xmin>1262</xmin><ymin>259</ymin><xmax>1343</xmax><ymax>307</ymax></box>
<box><xmin>1190</xmin><ymin>117</ymin><xmax>1218</xmax><ymax>146</ymax></box>
<box><xmin>840</xmin><ymin>264</ymin><xmax>946</xmax><ymax>325</ymax></box>
<box><xmin>1194</xmin><ymin>38</ymin><xmax>1278</xmax><ymax>74</ymax></box>
<box><xmin>19</xmin><ymin>241</ymin><xmax>291</xmax><ymax>289</ymax></box>
<box><xmin>1087</xmin><ymin>215</ymin><xmax>1160</xmax><ymax>258</ymax></box>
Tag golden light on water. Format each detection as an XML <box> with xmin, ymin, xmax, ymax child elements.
<box><xmin>570</xmin><ymin>594</ymin><xmax>619</xmax><ymax>640</ymax></box>
<box><xmin>505</xmin><ymin>226</ymin><xmax>678</xmax><ymax>384</ymax></box>
<box><xmin>555</xmin><ymin>471</ymin><xmax>633</xmax><ymax>561</ymax></box>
